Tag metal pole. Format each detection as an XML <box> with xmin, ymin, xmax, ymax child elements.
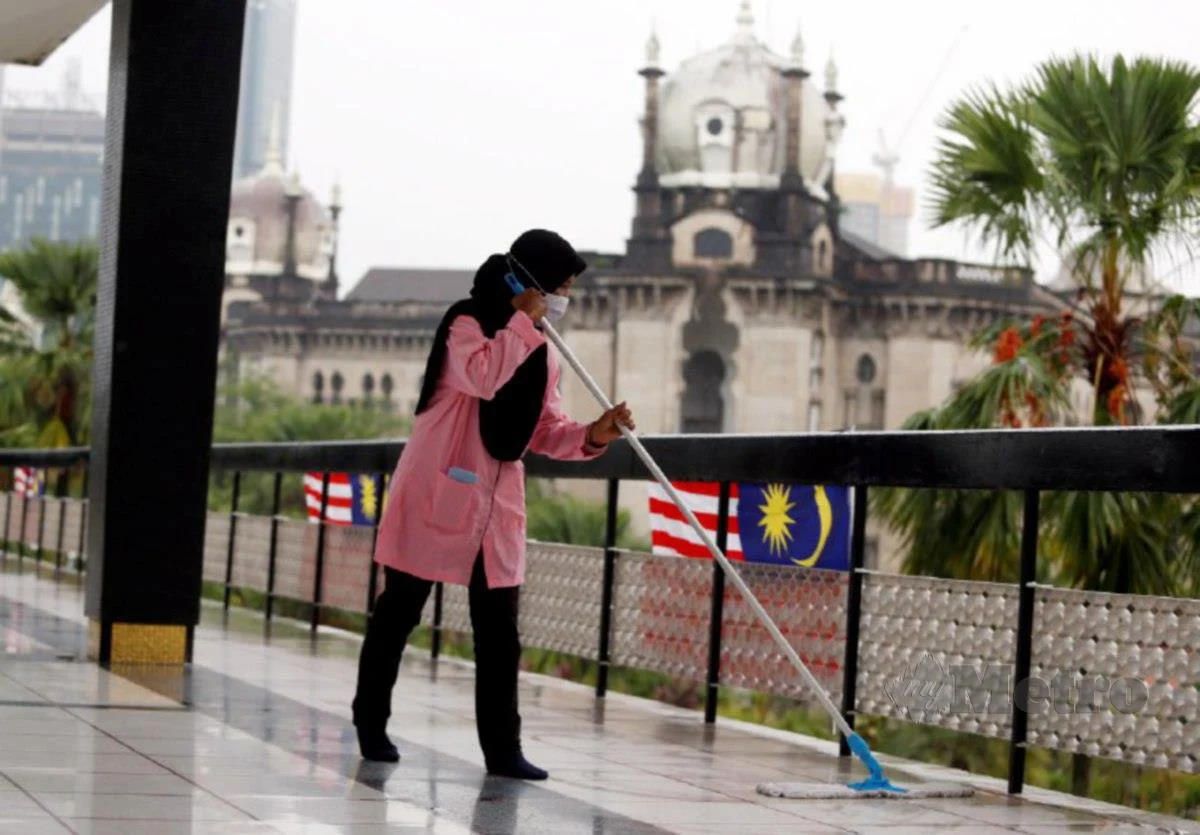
<box><xmin>264</xmin><ymin>472</ymin><xmax>283</xmax><ymax>625</ymax></box>
<box><xmin>76</xmin><ymin>467</ymin><xmax>89</xmax><ymax>574</ymax></box>
<box><xmin>839</xmin><ymin>483</ymin><xmax>869</xmax><ymax>756</ymax></box>
<box><xmin>53</xmin><ymin>468</ymin><xmax>69</xmax><ymax>580</ymax></box>
<box><xmin>365</xmin><ymin>472</ymin><xmax>385</xmax><ymax>614</ymax></box>
<box><xmin>1008</xmin><ymin>489</ymin><xmax>1040</xmax><ymax>794</ymax></box>
<box><xmin>704</xmin><ymin>482</ymin><xmax>732</xmax><ymax>724</ymax></box>
<box><xmin>596</xmin><ymin>478</ymin><xmax>620</xmax><ymax>698</ymax></box>
<box><xmin>310</xmin><ymin>472</ymin><xmax>330</xmax><ymax>633</ymax></box>
<box><xmin>223</xmin><ymin>471</ymin><xmax>242</xmax><ymax>611</ymax></box>
<box><xmin>432</xmin><ymin>583</ymin><xmax>444</xmax><ymax>659</ymax></box>
<box><xmin>35</xmin><ymin>474</ymin><xmax>48</xmax><ymax>566</ymax></box>
<box><xmin>2</xmin><ymin>468</ymin><xmax>11</xmax><ymax>564</ymax></box>
<box><xmin>17</xmin><ymin>474</ymin><xmax>29</xmax><ymax>570</ymax></box>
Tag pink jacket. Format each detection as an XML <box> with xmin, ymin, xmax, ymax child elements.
<box><xmin>373</xmin><ymin>311</ymin><xmax>604</xmax><ymax>588</ymax></box>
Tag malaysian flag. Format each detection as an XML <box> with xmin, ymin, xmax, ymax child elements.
<box><xmin>304</xmin><ymin>473</ymin><xmax>383</xmax><ymax>527</ymax></box>
<box><xmin>13</xmin><ymin>467</ymin><xmax>44</xmax><ymax>498</ymax></box>
<box><xmin>648</xmin><ymin>481</ymin><xmax>852</xmax><ymax>570</ymax></box>
<box><xmin>649</xmin><ymin>482</ymin><xmax>744</xmax><ymax>560</ymax></box>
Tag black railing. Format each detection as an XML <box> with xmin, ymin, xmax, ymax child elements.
<box><xmin>2</xmin><ymin>425</ymin><xmax>1199</xmax><ymax>795</ymax></box>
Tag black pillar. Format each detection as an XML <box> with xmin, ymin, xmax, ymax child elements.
<box><xmin>85</xmin><ymin>0</ymin><xmax>247</xmax><ymax>665</ymax></box>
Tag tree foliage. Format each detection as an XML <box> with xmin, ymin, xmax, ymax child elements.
<box><xmin>0</xmin><ymin>239</ymin><xmax>97</xmax><ymax>448</ymax></box>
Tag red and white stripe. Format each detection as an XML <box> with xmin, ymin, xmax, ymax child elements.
<box><xmin>648</xmin><ymin>482</ymin><xmax>744</xmax><ymax>560</ymax></box>
<box><xmin>14</xmin><ymin>467</ymin><xmax>38</xmax><ymax>498</ymax></box>
<box><xmin>304</xmin><ymin>473</ymin><xmax>353</xmax><ymax>525</ymax></box>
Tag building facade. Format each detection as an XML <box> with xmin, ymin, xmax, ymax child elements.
<box><xmin>0</xmin><ymin>61</ymin><xmax>104</xmax><ymax>252</ymax></box>
<box><xmin>231</xmin><ymin>0</ymin><xmax>297</xmax><ymax>181</ymax></box>
<box><xmin>221</xmin><ymin>4</ymin><xmax>1064</xmax><ymax>566</ymax></box>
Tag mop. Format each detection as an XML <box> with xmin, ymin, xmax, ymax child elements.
<box><xmin>507</xmin><ymin>273</ymin><xmax>972</xmax><ymax>800</ymax></box>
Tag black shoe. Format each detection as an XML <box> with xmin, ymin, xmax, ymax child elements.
<box><xmin>356</xmin><ymin>726</ymin><xmax>400</xmax><ymax>763</ymax></box>
<box><xmin>486</xmin><ymin>751</ymin><xmax>548</xmax><ymax>781</ymax></box>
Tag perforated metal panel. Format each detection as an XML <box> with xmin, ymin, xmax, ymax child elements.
<box><xmin>320</xmin><ymin>524</ymin><xmax>375</xmax><ymax>613</ymax></box>
<box><xmin>273</xmin><ymin>519</ymin><xmax>316</xmax><ymax>603</ymax></box>
<box><xmin>22</xmin><ymin>496</ymin><xmax>42</xmax><ymax>549</ymax></box>
<box><xmin>518</xmin><ymin>542</ymin><xmax>605</xmax><ymax>659</ymax></box>
<box><xmin>202</xmin><ymin>512</ymin><xmax>229</xmax><ymax>585</ymax></box>
<box><xmin>610</xmin><ymin>551</ymin><xmax>712</xmax><ymax>682</ymax></box>
<box><xmin>60</xmin><ymin>499</ymin><xmax>86</xmax><ymax>560</ymax></box>
<box><xmin>858</xmin><ymin>573</ymin><xmax>1017</xmax><ymax>739</ymax></box>
<box><xmin>39</xmin><ymin>499</ymin><xmax>62</xmax><ymax>554</ymax></box>
<box><xmin>721</xmin><ymin>564</ymin><xmax>847</xmax><ymax>701</ymax></box>
<box><xmin>1028</xmin><ymin>587</ymin><xmax>1200</xmax><ymax>772</ymax></box>
<box><xmin>439</xmin><ymin>582</ymin><xmax>472</xmax><ymax>634</ymax></box>
<box><xmin>231</xmin><ymin>514</ymin><xmax>271</xmax><ymax>592</ymax></box>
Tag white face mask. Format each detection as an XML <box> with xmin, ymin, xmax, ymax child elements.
<box><xmin>545</xmin><ymin>293</ymin><xmax>570</xmax><ymax>323</ymax></box>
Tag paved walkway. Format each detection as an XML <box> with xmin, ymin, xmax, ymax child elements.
<box><xmin>0</xmin><ymin>565</ymin><xmax>1194</xmax><ymax>834</ymax></box>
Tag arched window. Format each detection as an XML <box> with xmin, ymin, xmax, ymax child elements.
<box><xmin>856</xmin><ymin>355</ymin><xmax>877</xmax><ymax>385</ymax></box>
<box><xmin>312</xmin><ymin>371</ymin><xmax>324</xmax><ymax>405</ymax></box>
<box><xmin>680</xmin><ymin>350</ymin><xmax>726</xmax><ymax>434</ymax></box>
<box><xmin>818</xmin><ymin>240</ymin><xmax>829</xmax><ymax>272</ymax></box>
<box><xmin>694</xmin><ymin>227</ymin><xmax>733</xmax><ymax>259</ymax></box>
<box><xmin>362</xmin><ymin>373</ymin><xmax>375</xmax><ymax>405</ymax></box>
<box><xmin>331</xmin><ymin>371</ymin><xmax>344</xmax><ymax>405</ymax></box>
<box><xmin>381</xmin><ymin>373</ymin><xmax>395</xmax><ymax>412</ymax></box>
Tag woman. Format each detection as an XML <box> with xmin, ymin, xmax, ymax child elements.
<box><xmin>352</xmin><ymin>229</ymin><xmax>634</xmax><ymax>780</ymax></box>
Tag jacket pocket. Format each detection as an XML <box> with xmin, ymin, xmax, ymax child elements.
<box><xmin>427</xmin><ymin>471</ymin><xmax>483</xmax><ymax>534</ymax></box>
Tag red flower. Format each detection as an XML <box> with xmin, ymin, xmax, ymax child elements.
<box><xmin>1107</xmin><ymin>357</ymin><xmax>1128</xmax><ymax>385</ymax></box>
<box><xmin>1107</xmin><ymin>385</ymin><xmax>1127</xmax><ymax>424</ymax></box>
<box><xmin>994</xmin><ymin>327</ymin><xmax>1023</xmax><ymax>364</ymax></box>
<box><xmin>1031</xmin><ymin>315</ymin><xmax>1046</xmax><ymax>338</ymax></box>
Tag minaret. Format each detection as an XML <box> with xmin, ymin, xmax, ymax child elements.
<box><xmin>780</xmin><ymin>22</ymin><xmax>810</xmax><ymax>196</ymax></box>
<box><xmin>823</xmin><ymin>52</ymin><xmax>847</xmax><ymax>233</ymax></box>
<box><xmin>326</xmin><ymin>176</ymin><xmax>343</xmax><ymax>297</ymax></box>
<box><xmin>627</xmin><ymin>25</ymin><xmax>671</xmax><ymax>272</ymax></box>
<box><xmin>262</xmin><ymin>101</ymin><xmax>285</xmax><ymax>176</ymax></box>
<box><xmin>733</xmin><ymin>0</ymin><xmax>755</xmax><ymax>43</ymax></box>
<box><xmin>757</xmin><ymin>19</ymin><xmax>814</xmax><ymax>275</ymax></box>
<box><xmin>637</xmin><ymin>27</ymin><xmax>664</xmax><ymax>186</ymax></box>
<box><xmin>281</xmin><ymin>169</ymin><xmax>302</xmax><ymax>289</ymax></box>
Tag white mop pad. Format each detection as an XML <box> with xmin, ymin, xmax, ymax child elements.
<box><xmin>757</xmin><ymin>782</ymin><xmax>975</xmax><ymax>800</ymax></box>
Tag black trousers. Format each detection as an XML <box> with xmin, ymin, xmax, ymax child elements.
<box><xmin>352</xmin><ymin>556</ymin><xmax>523</xmax><ymax>761</ymax></box>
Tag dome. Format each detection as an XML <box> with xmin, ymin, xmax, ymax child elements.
<box><xmin>226</xmin><ymin>160</ymin><xmax>336</xmax><ymax>282</ymax></box>
<box><xmin>655</xmin><ymin>8</ymin><xmax>833</xmax><ymax>194</ymax></box>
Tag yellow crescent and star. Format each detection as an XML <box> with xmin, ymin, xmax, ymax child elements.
<box><xmin>756</xmin><ymin>484</ymin><xmax>833</xmax><ymax>567</ymax></box>
<box><xmin>357</xmin><ymin>474</ymin><xmax>379</xmax><ymax>522</ymax></box>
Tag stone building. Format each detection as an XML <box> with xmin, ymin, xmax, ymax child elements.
<box><xmin>221</xmin><ymin>3</ymin><xmax>1068</xmax><ymax>565</ymax></box>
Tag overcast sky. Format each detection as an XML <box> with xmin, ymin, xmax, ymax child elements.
<box><xmin>7</xmin><ymin>1</ymin><xmax>1200</xmax><ymax>293</ymax></box>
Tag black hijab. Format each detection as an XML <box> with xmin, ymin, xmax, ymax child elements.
<box><xmin>415</xmin><ymin>229</ymin><xmax>587</xmax><ymax>461</ymax></box>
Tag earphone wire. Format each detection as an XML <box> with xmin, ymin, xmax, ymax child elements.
<box><xmin>505</xmin><ymin>251</ymin><xmax>546</xmax><ymax>294</ymax></box>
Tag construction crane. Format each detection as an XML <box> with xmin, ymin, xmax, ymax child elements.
<box><xmin>873</xmin><ymin>23</ymin><xmax>970</xmax><ymax>188</ymax></box>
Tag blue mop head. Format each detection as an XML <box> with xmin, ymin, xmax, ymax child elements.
<box><xmin>845</xmin><ymin>732</ymin><xmax>908</xmax><ymax>794</ymax></box>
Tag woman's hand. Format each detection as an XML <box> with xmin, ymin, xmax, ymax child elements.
<box><xmin>511</xmin><ymin>288</ymin><xmax>547</xmax><ymax>322</ymax></box>
<box><xmin>588</xmin><ymin>402</ymin><xmax>635</xmax><ymax>446</ymax></box>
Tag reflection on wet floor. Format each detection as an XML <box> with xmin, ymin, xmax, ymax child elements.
<box><xmin>0</xmin><ymin>566</ymin><xmax>1192</xmax><ymax>834</ymax></box>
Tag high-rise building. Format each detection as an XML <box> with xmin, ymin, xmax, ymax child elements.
<box><xmin>0</xmin><ymin>59</ymin><xmax>105</xmax><ymax>252</ymax></box>
<box><xmin>836</xmin><ymin>171</ymin><xmax>915</xmax><ymax>258</ymax></box>
<box><xmin>231</xmin><ymin>0</ymin><xmax>297</xmax><ymax>180</ymax></box>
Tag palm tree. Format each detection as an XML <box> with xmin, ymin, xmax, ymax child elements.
<box><xmin>928</xmin><ymin>54</ymin><xmax>1200</xmax><ymax>425</ymax></box>
<box><xmin>893</xmin><ymin>54</ymin><xmax>1200</xmax><ymax>595</ymax></box>
<box><xmin>0</xmin><ymin>239</ymin><xmax>98</xmax><ymax>448</ymax></box>
<box><xmin>885</xmin><ymin>54</ymin><xmax>1200</xmax><ymax>799</ymax></box>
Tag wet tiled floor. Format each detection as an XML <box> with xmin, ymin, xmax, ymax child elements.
<box><xmin>0</xmin><ymin>564</ymin><xmax>1194</xmax><ymax>834</ymax></box>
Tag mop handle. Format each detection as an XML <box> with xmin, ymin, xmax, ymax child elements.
<box><xmin>538</xmin><ymin>317</ymin><xmax>853</xmax><ymax>739</ymax></box>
